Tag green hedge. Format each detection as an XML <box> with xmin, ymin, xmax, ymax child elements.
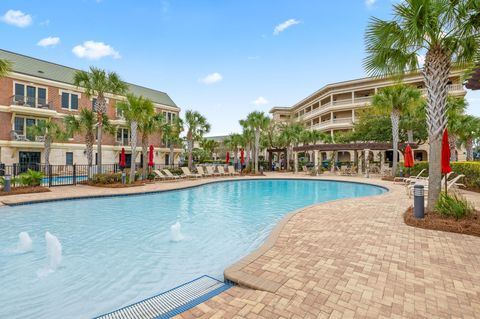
<box><xmin>403</xmin><ymin>161</ymin><xmax>480</xmax><ymax>190</ymax></box>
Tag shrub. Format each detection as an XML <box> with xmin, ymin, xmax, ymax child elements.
<box><xmin>436</xmin><ymin>192</ymin><xmax>474</xmax><ymax>220</ymax></box>
<box><xmin>17</xmin><ymin>169</ymin><xmax>43</xmax><ymax>186</ymax></box>
<box><xmin>91</xmin><ymin>173</ymin><xmax>122</xmax><ymax>184</ymax></box>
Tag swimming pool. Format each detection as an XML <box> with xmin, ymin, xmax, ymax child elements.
<box><xmin>0</xmin><ymin>179</ymin><xmax>385</xmax><ymax>318</ymax></box>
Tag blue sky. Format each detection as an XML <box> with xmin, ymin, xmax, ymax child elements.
<box><xmin>0</xmin><ymin>0</ymin><xmax>478</xmax><ymax>136</ymax></box>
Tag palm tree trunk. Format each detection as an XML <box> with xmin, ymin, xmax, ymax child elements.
<box><xmin>391</xmin><ymin>110</ymin><xmax>400</xmax><ymax>177</ymax></box>
<box><xmin>142</xmin><ymin>132</ymin><xmax>148</xmax><ymax>179</ymax></box>
<box><xmin>449</xmin><ymin>135</ymin><xmax>458</xmax><ymax>161</ymax></box>
<box><xmin>423</xmin><ymin>47</ymin><xmax>450</xmax><ymax>211</ymax></box>
<box><xmin>169</xmin><ymin>144</ymin><xmax>175</xmax><ymax>166</ymax></box>
<box><xmin>407</xmin><ymin>130</ymin><xmax>414</xmax><ymax>144</ymax></box>
<box><xmin>187</xmin><ymin>132</ymin><xmax>193</xmax><ymax>170</ymax></box>
<box><xmin>96</xmin><ymin>97</ymin><xmax>107</xmax><ymax>174</ymax></box>
<box><xmin>130</xmin><ymin>121</ymin><xmax>138</xmax><ymax>184</ymax></box>
<box><xmin>44</xmin><ymin>137</ymin><xmax>52</xmax><ymax>166</ymax></box>
<box><xmin>254</xmin><ymin>130</ymin><xmax>260</xmax><ymax>174</ymax></box>
<box><xmin>466</xmin><ymin>139</ymin><xmax>473</xmax><ymax>161</ymax></box>
<box><xmin>86</xmin><ymin>133</ymin><xmax>94</xmax><ymax>166</ymax></box>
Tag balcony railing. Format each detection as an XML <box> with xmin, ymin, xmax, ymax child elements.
<box><xmin>11</xmin><ymin>95</ymin><xmax>54</xmax><ymax>110</ymax></box>
<box><xmin>116</xmin><ymin>139</ymin><xmax>131</xmax><ymax>146</ymax></box>
<box><xmin>10</xmin><ymin>130</ymin><xmax>45</xmax><ymax>142</ymax></box>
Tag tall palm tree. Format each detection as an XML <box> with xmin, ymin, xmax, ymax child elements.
<box><xmin>139</xmin><ymin>112</ymin><xmax>163</xmax><ymax>178</ymax></box>
<box><xmin>116</xmin><ymin>94</ymin><xmax>154</xmax><ymax>183</ymax></box>
<box><xmin>243</xmin><ymin>111</ymin><xmax>270</xmax><ymax>174</ymax></box>
<box><xmin>300</xmin><ymin>130</ymin><xmax>327</xmax><ymax>163</ymax></box>
<box><xmin>364</xmin><ymin>0</ymin><xmax>480</xmax><ymax>210</ymax></box>
<box><xmin>239</xmin><ymin>120</ymin><xmax>255</xmax><ymax>166</ymax></box>
<box><xmin>371</xmin><ymin>85</ymin><xmax>422</xmax><ymax>176</ymax></box>
<box><xmin>446</xmin><ymin>96</ymin><xmax>468</xmax><ymax>161</ymax></box>
<box><xmin>279</xmin><ymin>122</ymin><xmax>305</xmax><ymax>170</ymax></box>
<box><xmin>73</xmin><ymin>67</ymin><xmax>128</xmax><ymax>172</ymax></box>
<box><xmin>162</xmin><ymin>117</ymin><xmax>184</xmax><ymax>166</ymax></box>
<box><xmin>0</xmin><ymin>59</ymin><xmax>12</xmax><ymax>78</ymax></box>
<box><xmin>200</xmin><ymin>138</ymin><xmax>220</xmax><ymax>160</ymax></box>
<box><xmin>185</xmin><ymin>110</ymin><xmax>211</xmax><ymax>170</ymax></box>
<box><xmin>224</xmin><ymin>133</ymin><xmax>242</xmax><ymax>165</ymax></box>
<box><xmin>28</xmin><ymin>119</ymin><xmax>66</xmax><ymax>166</ymax></box>
<box><xmin>459</xmin><ymin>115</ymin><xmax>480</xmax><ymax>161</ymax></box>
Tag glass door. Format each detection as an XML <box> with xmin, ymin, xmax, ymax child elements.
<box><xmin>26</xmin><ymin>86</ymin><xmax>36</xmax><ymax>107</ymax></box>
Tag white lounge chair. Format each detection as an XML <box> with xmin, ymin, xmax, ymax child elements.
<box><xmin>407</xmin><ymin>173</ymin><xmax>463</xmax><ymax>197</ymax></box>
<box><xmin>394</xmin><ymin>169</ymin><xmax>426</xmax><ymax>184</ymax></box>
<box><xmin>205</xmin><ymin>166</ymin><xmax>221</xmax><ymax>177</ymax></box>
<box><xmin>163</xmin><ymin>169</ymin><xmax>182</xmax><ymax>180</ymax></box>
<box><xmin>181</xmin><ymin>167</ymin><xmax>202</xmax><ymax>179</ymax></box>
<box><xmin>153</xmin><ymin>169</ymin><xmax>168</xmax><ymax>181</ymax></box>
<box><xmin>217</xmin><ymin>166</ymin><xmax>229</xmax><ymax>176</ymax></box>
<box><xmin>196</xmin><ymin>166</ymin><xmax>212</xmax><ymax>177</ymax></box>
<box><xmin>228</xmin><ymin>166</ymin><xmax>240</xmax><ymax>176</ymax></box>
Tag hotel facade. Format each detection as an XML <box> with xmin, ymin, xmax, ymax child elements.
<box><xmin>270</xmin><ymin>71</ymin><xmax>468</xmax><ymax>165</ymax></box>
<box><xmin>0</xmin><ymin>49</ymin><xmax>181</xmax><ymax>168</ymax></box>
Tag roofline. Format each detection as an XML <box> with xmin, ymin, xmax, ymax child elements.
<box><xmin>0</xmin><ymin>48</ymin><xmax>171</xmax><ymax>97</ymax></box>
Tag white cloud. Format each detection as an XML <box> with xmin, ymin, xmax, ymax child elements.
<box><xmin>253</xmin><ymin>96</ymin><xmax>269</xmax><ymax>106</ymax></box>
<box><xmin>40</xmin><ymin>19</ymin><xmax>50</xmax><ymax>26</ymax></box>
<box><xmin>1</xmin><ymin>10</ymin><xmax>32</xmax><ymax>27</ymax></box>
<box><xmin>72</xmin><ymin>41</ymin><xmax>121</xmax><ymax>60</ymax></box>
<box><xmin>37</xmin><ymin>36</ymin><xmax>60</xmax><ymax>47</ymax></box>
<box><xmin>365</xmin><ymin>0</ymin><xmax>377</xmax><ymax>7</ymax></box>
<box><xmin>200</xmin><ymin>72</ymin><xmax>223</xmax><ymax>84</ymax></box>
<box><xmin>273</xmin><ymin>19</ymin><xmax>301</xmax><ymax>35</ymax></box>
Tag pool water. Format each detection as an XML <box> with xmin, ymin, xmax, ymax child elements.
<box><xmin>0</xmin><ymin>179</ymin><xmax>385</xmax><ymax>319</ymax></box>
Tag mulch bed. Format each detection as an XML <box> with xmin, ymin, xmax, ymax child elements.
<box><xmin>404</xmin><ymin>206</ymin><xmax>480</xmax><ymax>237</ymax></box>
<box><xmin>0</xmin><ymin>186</ymin><xmax>51</xmax><ymax>196</ymax></box>
<box><xmin>85</xmin><ymin>181</ymin><xmax>146</xmax><ymax>188</ymax></box>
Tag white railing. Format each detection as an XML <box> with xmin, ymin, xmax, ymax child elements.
<box><xmin>420</xmin><ymin>84</ymin><xmax>463</xmax><ymax>95</ymax></box>
<box><xmin>332</xmin><ymin>99</ymin><xmax>352</xmax><ymax>106</ymax></box>
<box><xmin>353</xmin><ymin>96</ymin><xmax>372</xmax><ymax>104</ymax></box>
<box><xmin>332</xmin><ymin>117</ymin><xmax>353</xmax><ymax>124</ymax></box>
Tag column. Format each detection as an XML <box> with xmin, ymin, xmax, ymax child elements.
<box><xmin>294</xmin><ymin>152</ymin><xmax>298</xmax><ymax>174</ymax></box>
<box><xmin>352</xmin><ymin>109</ymin><xmax>355</xmax><ymax>123</ymax></box>
<box><xmin>364</xmin><ymin>149</ymin><xmax>370</xmax><ymax>178</ymax></box>
<box><xmin>314</xmin><ymin>150</ymin><xmax>319</xmax><ymax>175</ymax></box>
<box><xmin>379</xmin><ymin>150</ymin><xmax>385</xmax><ymax>175</ymax></box>
<box><xmin>351</xmin><ymin>91</ymin><xmax>355</xmax><ymax>104</ymax></box>
<box><xmin>358</xmin><ymin>150</ymin><xmax>363</xmax><ymax>174</ymax></box>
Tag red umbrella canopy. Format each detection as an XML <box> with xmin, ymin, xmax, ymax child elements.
<box><xmin>441</xmin><ymin>129</ymin><xmax>452</xmax><ymax>174</ymax></box>
<box><xmin>120</xmin><ymin>148</ymin><xmax>126</xmax><ymax>168</ymax></box>
<box><xmin>404</xmin><ymin>144</ymin><xmax>414</xmax><ymax>168</ymax></box>
<box><xmin>226</xmin><ymin>152</ymin><xmax>230</xmax><ymax>163</ymax></box>
<box><xmin>240</xmin><ymin>149</ymin><xmax>245</xmax><ymax>165</ymax></box>
<box><xmin>148</xmin><ymin>145</ymin><xmax>154</xmax><ymax>167</ymax></box>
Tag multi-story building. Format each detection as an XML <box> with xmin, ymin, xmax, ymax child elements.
<box><xmin>270</xmin><ymin>71</ymin><xmax>467</xmax><ymax>163</ymax></box>
<box><xmin>0</xmin><ymin>49</ymin><xmax>181</xmax><ymax>167</ymax></box>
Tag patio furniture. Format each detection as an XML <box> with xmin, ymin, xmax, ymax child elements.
<box><xmin>228</xmin><ymin>166</ymin><xmax>240</xmax><ymax>176</ymax></box>
<box><xmin>153</xmin><ymin>169</ymin><xmax>172</xmax><ymax>181</ymax></box>
<box><xmin>394</xmin><ymin>169</ymin><xmax>426</xmax><ymax>185</ymax></box>
<box><xmin>163</xmin><ymin>169</ymin><xmax>183</xmax><ymax>180</ymax></box>
<box><xmin>181</xmin><ymin>167</ymin><xmax>202</xmax><ymax>179</ymax></box>
<box><xmin>196</xmin><ymin>166</ymin><xmax>212</xmax><ymax>177</ymax></box>
<box><xmin>205</xmin><ymin>166</ymin><xmax>221</xmax><ymax>177</ymax></box>
<box><xmin>217</xmin><ymin>166</ymin><xmax>230</xmax><ymax>176</ymax></box>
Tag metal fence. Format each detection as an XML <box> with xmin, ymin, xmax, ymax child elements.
<box><xmin>0</xmin><ymin>163</ymin><xmax>180</xmax><ymax>187</ymax></box>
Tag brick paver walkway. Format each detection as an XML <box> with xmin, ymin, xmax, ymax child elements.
<box><xmin>175</xmin><ymin>175</ymin><xmax>480</xmax><ymax>319</ymax></box>
<box><xmin>1</xmin><ymin>173</ymin><xmax>479</xmax><ymax>318</ymax></box>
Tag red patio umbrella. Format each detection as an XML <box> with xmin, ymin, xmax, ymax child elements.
<box><xmin>226</xmin><ymin>152</ymin><xmax>230</xmax><ymax>164</ymax></box>
<box><xmin>119</xmin><ymin>147</ymin><xmax>126</xmax><ymax>170</ymax></box>
<box><xmin>404</xmin><ymin>144</ymin><xmax>414</xmax><ymax>176</ymax></box>
<box><xmin>441</xmin><ymin>129</ymin><xmax>452</xmax><ymax>193</ymax></box>
<box><xmin>240</xmin><ymin>149</ymin><xmax>245</xmax><ymax>165</ymax></box>
<box><xmin>148</xmin><ymin>145</ymin><xmax>154</xmax><ymax>167</ymax></box>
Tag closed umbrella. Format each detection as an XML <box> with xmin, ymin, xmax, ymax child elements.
<box><xmin>404</xmin><ymin>144</ymin><xmax>414</xmax><ymax>177</ymax></box>
<box><xmin>240</xmin><ymin>149</ymin><xmax>245</xmax><ymax>165</ymax></box>
<box><xmin>120</xmin><ymin>148</ymin><xmax>126</xmax><ymax>170</ymax></box>
<box><xmin>441</xmin><ymin>129</ymin><xmax>452</xmax><ymax>193</ymax></box>
<box><xmin>226</xmin><ymin>152</ymin><xmax>230</xmax><ymax>164</ymax></box>
<box><xmin>148</xmin><ymin>145</ymin><xmax>154</xmax><ymax>167</ymax></box>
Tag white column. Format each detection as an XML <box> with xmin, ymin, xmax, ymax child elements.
<box><xmin>358</xmin><ymin>150</ymin><xmax>363</xmax><ymax>173</ymax></box>
<box><xmin>352</xmin><ymin>91</ymin><xmax>355</xmax><ymax>104</ymax></box>
<box><xmin>379</xmin><ymin>150</ymin><xmax>385</xmax><ymax>175</ymax></box>
<box><xmin>352</xmin><ymin>109</ymin><xmax>355</xmax><ymax>123</ymax></box>
<box><xmin>364</xmin><ymin>149</ymin><xmax>370</xmax><ymax>178</ymax></box>
<box><xmin>314</xmin><ymin>150</ymin><xmax>319</xmax><ymax>175</ymax></box>
<box><xmin>294</xmin><ymin>152</ymin><xmax>298</xmax><ymax>174</ymax></box>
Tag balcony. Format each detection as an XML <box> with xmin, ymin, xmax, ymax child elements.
<box><xmin>310</xmin><ymin>117</ymin><xmax>354</xmax><ymax>131</ymax></box>
<box><xmin>11</xmin><ymin>95</ymin><xmax>54</xmax><ymax>110</ymax></box>
<box><xmin>10</xmin><ymin>130</ymin><xmax>45</xmax><ymax>144</ymax></box>
<box><xmin>115</xmin><ymin>138</ymin><xmax>131</xmax><ymax>146</ymax></box>
<box><xmin>420</xmin><ymin>84</ymin><xmax>464</xmax><ymax>95</ymax></box>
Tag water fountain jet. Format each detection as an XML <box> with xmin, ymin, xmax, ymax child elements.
<box><xmin>170</xmin><ymin>222</ymin><xmax>184</xmax><ymax>242</ymax></box>
<box><xmin>16</xmin><ymin>231</ymin><xmax>33</xmax><ymax>252</ymax></box>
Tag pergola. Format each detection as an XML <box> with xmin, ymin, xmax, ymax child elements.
<box><xmin>466</xmin><ymin>64</ymin><xmax>480</xmax><ymax>90</ymax></box>
<box><xmin>267</xmin><ymin>148</ymin><xmax>287</xmax><ymax>170</ymax></box>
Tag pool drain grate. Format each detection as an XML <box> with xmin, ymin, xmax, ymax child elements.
<box><xmin>94</xmin><ymin>275</ymin><xmax>231</xmax><ymax>319</ymax></box>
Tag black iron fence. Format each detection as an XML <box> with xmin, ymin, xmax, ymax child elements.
<box><xmin>0</xmin><ymin>163</ymin><xmax>180</xmax><ymax>187</ymax></box>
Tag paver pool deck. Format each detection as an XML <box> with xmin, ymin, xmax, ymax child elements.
<box><xmin>1</xmin><ymin>173</ymin><xmax>480</xmax><ymax>318</ymax></box>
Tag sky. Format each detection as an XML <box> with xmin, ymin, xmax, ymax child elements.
<box><xmin>0</xmin><ymin>0</ymin><xmax>478</xmax><ymax>136</ymax></box>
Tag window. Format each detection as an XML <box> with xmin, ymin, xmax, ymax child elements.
<box><xmin>116</xmin><ymin>128</ymin><xmax>130</xmax><ymax>145</ymax></box>
<box><xmin>92</xmin><ymin>98</ymin><xmax>97</xmax><ymax>112</ymax></box>
<box><xmin>13</xmin><ymin>117</ymin><xmax>42</xmax><ymax>141</ymax></box>
<box><xmin>162</xmin><ymin>111</ymin><xmax>177</xmax><ymax>123</ymax></box>
<box><xmin>14</xmin><ymin>117</ymin><xmax>25</xmax><ymax>133</ymax></box>
<box><xmin>60</xmin><ymin>91</ymin><xmax>79</xmax><ymax>110</ymax></box>
<box><xmin>13</xmin><ymin>83</ymin><xmax>48</xmax><ymax>107</ymax></box>
<box><xmin>66</xmin><ymin>152</ymin><xmax>73</xmax><ymax>165</ymax></box>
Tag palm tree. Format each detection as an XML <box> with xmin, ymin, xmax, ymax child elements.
<box><xmin>0</xmin><ymin>59</ymin><xmax>12</xmax><ymax>78</ymax></box>
<box><xmin>243</xmin><ymin>111</ymin><xmax>270</xmax><ymax>174</ymax></box>
<box><xmin>459</xmin><ymin>115</ymin><xmax>480</xmax><ymax>161</ymax></box>
<box><xmin>446</xmin><ymin>97</ymin><xmax>468</xmax><ymax>161</ymax></box>
<box><xmin>162</xmin><ymin>117</ymin><xmax>184</xmax><ymax>166</ymax></box>
<box><xmin>28</xmin><ymin>119</ymin><xmax>66</xmax><ymax>166</ymax></box>
<box><xmin>116</xmin><ymin>94</ymin><xmax>154</xmax><ymax>183</ymax></box>
<box><xmin>73</xmin><ymin>67</ymin><xmax>128</xmax><ymax>172</ymax></box>
<box><xmin>200</xmin><ymin>138</ymin><xmax>219</xmax><ymax>160</ymax></box>
<box><xmin>224</xmin><ymin>133</ymin><xmax>242</xmax><ymax>165</ymax></box>
<box><xmin>371</xmin><ymin>85</ymin><xmax>422</xmax><ymax>176</ymax></box>
<box><xmin>364</xmin><ymin>0</ymin><xmax>480</xmax><ymax>210</ymax></box>
<box><xmin>139</xmin><ymin>112</ymin><xmax>163</xmax><ymax>178</ymax></box>
<box><xmin>64</xmin><ymin>109</ymin><xmax>114</xmax><ymax>166</ymax></box>
<box><xmin>279</xmin><ymin>122</ymin><xmax>305</xmax><ymax>171</ymax></box>
<box><xmin>185</xmin><ymin>110</ymin><xmax>211</xmax><ymax>170</ymax></box>
<box><xmin>239</xmin><ymin>120</ymin><xmax>255</xmax><ymax>166</ymax></box>
<box><xmin>300</xmin><ymin>130</ymin><xmax>327</xmax><ymax>163</ymax></box>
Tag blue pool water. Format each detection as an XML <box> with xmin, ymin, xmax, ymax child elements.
<box><xmin>41</xmin><ymin>175</ymin><xmax>88</xmax><ymax>186</ymax></box>
<box><xmin>0</xmin><ymin>179</ymin><xmax>385</xmax><ymax>319</ymax></box>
